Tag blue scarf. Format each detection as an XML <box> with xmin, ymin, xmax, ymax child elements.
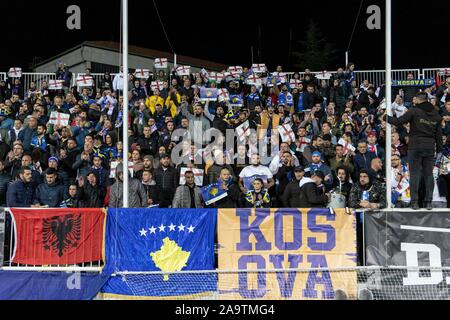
<box><xmin>30</xmin><ymin>135</ymin><xmax>47</xmax><ymax>151</ymax></box>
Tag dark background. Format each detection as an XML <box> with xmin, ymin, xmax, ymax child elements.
<box><xmin>1</xmin><ymin>0</ymin><xmax>447</xmax><ymax>71</ymax></box>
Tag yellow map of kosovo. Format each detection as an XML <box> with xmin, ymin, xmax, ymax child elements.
<box><xmin>150</xmin><ymin>237</ymin><xmax>191</xmax><ymax>281</ymax></box>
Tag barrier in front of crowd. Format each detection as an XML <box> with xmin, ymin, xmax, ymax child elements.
<box><xmin>1</xmin><ymin>207</ymin><xmax>450</xmax><ymax>300</ymax></box>
<box><xmin>4</xmin><ymin>68</ymin><xmax>448</xmax><ymax>97</ymax></box>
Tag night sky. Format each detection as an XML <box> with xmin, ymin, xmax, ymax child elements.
<box><xmin>1</xmin><ymin>0</ymin><xmax>448</xmax><ymax>72</ymax></box>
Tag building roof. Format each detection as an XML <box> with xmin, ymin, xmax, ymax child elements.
<box><xmin>36</xmin><ymin>41</ymin><xmax>228</xmax><ymax>71</ymax></box>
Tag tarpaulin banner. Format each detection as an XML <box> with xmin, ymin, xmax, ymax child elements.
<box><xmin>364</xmin><ymin>211</ymin><xmax>450</xmax><ymax>299</ymax></box>
<box><xmin>10</xmin><ymin>208</ymin><xmax>105</xmax><ymax>266</ymax></box>
<box><xmin>0</xmin><ymin>271</ymin><xmax>110</xmax><ymax>300</ymax></box>
<box><xmin>218</xmin><ymin>208</ymin><xmax>357</xmax><ymax>300</ymax></box>
<box><xmin>101</xmin><ymin>208</ymin><xmax>217</xmax><ymax>299</ymax></box>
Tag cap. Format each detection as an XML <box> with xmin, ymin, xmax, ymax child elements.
<box><xmin>313</xmin><ymin>170</ymin><xmax>325</xmax><ymax>180</ymax></box>
<box><xmin>312</xmin><ymin>151</ymin><xmax>322</xmax><ymax>157</ymax></box>
<box><xmin>160</xmin><ymin>153</ymin><xmax>170</xmax><ymax>159</ymax></box>
<box><xmin>143</xmin><ymin>155</ymin><xmax>153</xmax><ymax>161</ymax></box>
<box><xmin>294</xmin><ymin>166</ymin><xmax>304</xmax><ymax>172</ymax></box>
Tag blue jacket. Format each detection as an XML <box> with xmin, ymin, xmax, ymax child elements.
<box><xmin>34</xmin><ymin>181</ymin><xmax>65</xmax><ymax>208</ymax></box>
<box><xmin>6</xmin><ymin>180</ymin><xmax>34</xmax><ymax>208</ymax></box>
<box><xmin>354</xmin><ymin>152</ymin><xmax>377</xmax><ymax>174</ymax></box>
<box><xmin>18</xmin><ymin>127</ymin><xmax>37</xmax><ymax>152</ymax></box>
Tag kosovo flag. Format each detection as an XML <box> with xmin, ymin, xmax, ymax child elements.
<box><xmin>101</xmin><ymin>208</ymin><xmax>217</xmax><ymax>299</ymax></box>
<box><xmin>229</xmin><ymin>94</ymin><xmax>243</xmax><ymax>107</ymax></box>
<box><xmin>201</xmin><ymin>183</ymin><xmax>228</xmax><ymax>206</ymax></box>
<box><xmin>200</xmin><ymin>87</ymin><xmax>218</xmax><ymax>101</ymax></box>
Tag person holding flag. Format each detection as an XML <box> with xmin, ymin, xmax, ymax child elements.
<box><xmin>244</xmin><ymin>178</ymin><xmax>271</xmax><ymax>208</ymax></box>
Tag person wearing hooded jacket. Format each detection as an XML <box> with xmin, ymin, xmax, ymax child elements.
<box><xmin>385</xmin><ymin>92</ymin><xmax>442</xmax><ymax>210</ymax></box>
<box><xmin>109</xmin><ymin>163</ymin><xmax>147</xmax><ymax>208</ymax></box>
<box><xmin>298</xmin><ymin>171</ymin><xmax>329</xmax><ymax>208</ymax></box>
<box><xmin>348</xmin><ymin>169</ymin><xmax>386</xmax><ymax>210</ymax></box>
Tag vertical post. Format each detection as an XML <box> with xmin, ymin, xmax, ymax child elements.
<box><xmin>385</xmin><ymin>0</ymin><xmax>392</xmax><ymax>209</ymax></box>
<box><xmin>122</xmin><ymin>0</ymin><xmax>129</xmax><ymax>208</ymax></box>
<box><xmin>174</xmin><ymin>53</ymin><xmax>177</xmax><ymax>68</ymax></box>
<box><xmin>251</xmin><ymin>46</ymin><xmax>254</xmax><ymax>65</ymax></box>
<box><xmin>345</xmin><ymin>51</ymin><xmax>349</xmax><ymax>68</ymax></box>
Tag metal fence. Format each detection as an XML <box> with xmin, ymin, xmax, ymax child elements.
<box><xmin>2</xmin><ymin>68</ymin><xmax>448</xmax><ymax>97</ymax></box>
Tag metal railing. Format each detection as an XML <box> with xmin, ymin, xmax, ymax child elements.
<box><xmin>2</xmin><ymin>68</ymin><xmax>447</xmax><ymax>98</ymax></box>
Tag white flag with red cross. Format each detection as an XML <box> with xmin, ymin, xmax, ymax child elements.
<box><xmin>150</xmin><ymin>81</ymin><xmax>164</xmax><ymax>92</ymax></box>
<box><xmin>49</xmin><ymin>111</ymin><xmax>70</xmax><ymax>126</ymax></box>
<box><xmin>200</xmin><ymin>68</ymin><xmax>209</xmax><ymax>79</ymax></box>
<box><xmin>223</xmin><ymin>71</ymin><xmax>241</xmax><ymax>80</ymax></box>
<box><xmin>296</xmin><ymin>137</ymin><xmax>311</xmax><ymax>153</ymax></box>
<box><xmin>179</xmin><ymin>167</ymin><xmax>204</xmax><ymax>187</ymax></box>
<box><xmin>338</xmin><ymin>138</ymin><xmax>356</xmax><ymax>155</ymax></box>
<box><xmin>76</xmin><ymin>75</ymin><xmax>94</xmax><ymax>87</ymax></box>
<box><xmin>176</xmin><ymin>66</ymin><xmax>191</xmax><ymax>76</ymax></box>
<box><xmin>227</xmin><ymin>66</ymin><xmax>243</xmax><ymax>74</ymax></box>
<box><xmin>154</xmin><ymin>58</ymin><xmax>168</xmax><ymax>69</ymax></box>
<box><xmin>236</xmin><ymin>120</ymin><xmax>251</xmax><ymax>142</ymax></box>
<box><xmin>48</xmin><ymin>80</ymin><xmax>65</xmax><ymax>90</ymax></box>
<box><xmin>208</xmin><ymin>72</ymin><xmax>224</xmax><ymax>83</ymax></box>
<box><xmin>272</xmin><ymin>72</ymin><xmax>287</xmax><ymax>84</ymax></box>
<box><xmin>316</xmin><ymin>70</ymin><xmax>333</xmax><ymax>80</ymax></box>
<box><xmin>290</xmin><ymin>79</ymin><xmax>302</xmax><ymax>89</ymax></box>
<box><xmin>251</xmin><ymin>64</ymin><xmax>267</xmax><ymax>73</ymax></box>
<box><xmin>246</xmin><ymin>74</ymin><xmax>262</xmax><ymax>86</ymax></box>
<box><xmin>8</xmin><ymin>67</ymin><xmax>22</xmax><ymax>78</ymax></box>
<box><xmin>134</xmin><ymin>69</ymin><xmax>151</xmax><ymax>79</ymax></box>
<box><xmin>218</xmin><ymin>88</ymin><xmax>229</xmax><ymax>102</ymax></box>
<box><xmin>277</xmin><ymin>124</ymin><xmax>296</xmax><ymax>143</ymax></box>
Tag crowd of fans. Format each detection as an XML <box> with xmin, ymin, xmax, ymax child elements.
<box><xmin>0</xmin><ymin>61</ymin><xmax>449</xmax><ymax>210</ymax></box>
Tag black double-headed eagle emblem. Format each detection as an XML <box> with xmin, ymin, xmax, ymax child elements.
<box><xmin>42</xmin><ymin>214</ymin><xmax>82</xmax><ymax>257</ymax></box>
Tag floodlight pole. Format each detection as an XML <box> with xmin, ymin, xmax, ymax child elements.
<box><xmin>345</xmin><ymin>51</ymin><xmax>349</xmax><ymax>67</ymax></box>
<box><xmin>385</xmin><ymin>0</ymin><xmax>392</xmax><ymax>209</ymax></box>
<box><xmin>122</xmin><ymin>0</ymin><xmax>129</xmax><ymax>208</ymax></box>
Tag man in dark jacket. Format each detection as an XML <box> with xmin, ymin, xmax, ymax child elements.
<box><xmin>353</xmin><ymin>140</ymin><xmax>377</xmax><ymax>177</ymax></box>
<box><xmin>137</xmin><ymin>126</ymin><xmax>158</xmax><ymax>157</ymax></box>
<box><xmin>153</xmin><ymin>153</ymin><xmax>178</xmax><ymax>207</ymax></box>
<box><xmin>34</xmin><ymin>168</ymin><xmax>65</xmax><ymax>208</ymax></box>
<box><xmin>281</xmin><ymin>166</ymin><xmax>305</xmax><ymax>208</ymax></box>
<box><xmin>6</xmin><ymin>166</ymin><xmax>35</xmax><ymax>207</ymax></box>
<box><xmin>210</xmin><ymin>167</ymin><xmax>241</xmax><ymax>208</ymax></box>
<box><xmin>0</xmin><ymin>161</ymin><xmax>11</xmax><ymax>206</ymax></box>
<box><xmin>298</xmin><ymin>171</ymin><xmax>329</xmax><ymax>208</ymax></box>
<box><xmin>386</xmin><ymin>92</ymin><xmax>442</xmax><ymax>210</ymax></box>
<box><xmin>348</xmin><ymin>169</ymin><xmax>386</xmax><ymax>210</ymax></box>
<box><xmin>78</xmin><ymin>171</ymin><xmax>106</xmax><ymax>208</ymax></box>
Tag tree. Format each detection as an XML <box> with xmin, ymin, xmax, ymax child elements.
<box><xmin>291</xmin><ymin>20</ymin><xmax>337</xmax><ymax>71</ymax></box>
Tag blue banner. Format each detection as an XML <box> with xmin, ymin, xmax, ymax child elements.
<box><xmin>102</xmin><ymin>208</ymin><xmax>217</xmax><ymax>298</ymax></box>
<box><xmin>200</xmin><ymin>87</ymin><xmax>218</xmax><ymax>101</ymax></box>
<box><xmin>392</xmin><ymin>79</ymin><xmax>434</xmax><ymax>87</ymax></box>
<box><xmin>201</xmin><ymin>183</ymin><xmax>228</xmax><ymax>206</ymax></box>
<box><xmin>0</xmin><ymin>271</ymin><xmax>109</xmax><ymax>300</ymax></box>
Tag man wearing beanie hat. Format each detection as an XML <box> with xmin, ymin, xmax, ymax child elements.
<box><xmin>305</xmin><ymin>151</ymin><xmax>333</xmax><ymax>191</ymax></box>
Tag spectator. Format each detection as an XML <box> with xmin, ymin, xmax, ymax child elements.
<box><xmin>6</xmin><ymin>166</ymin><xmax>35</xmax><ymax>208</ymax></box>
<box><xmin>244</xmin><ymin>178</ymin><xmax>271</xmax><ymax>208</ymax></box>
<box><xmin>239</xmin><ymin>154</ymin><xmax>274</xmax><ymax>194</ymax></box>
<box><xmin>153</xmin><ymin>153</ymin><xmax>178</xmax><ymax>208</ymax></box>
<box><xmin>298</xmin><ymin>171</ymin><xmax>329</xmax><ymax>208</ymax></box>
<box><xmin>280</xmin><ymin>166</ymin><xmax>305</xmax><ymax>208</ymax></box>
<box><xmin>60</xmin><ymin>184</ymin><xmax>84</xmax><ymax>208</ymax></box>
<box><xmin>34</xmin><ymin>168</ymin><xmax>65</xmax><ymax>208</ymax></box>
<box><xmin>109</xmin><ymin>163</ymin><xmax>147</xmax><ymax>208</ymax></box>
<box><xmin>349</xmin><ymin>169</ymin><xmax>386</xmax><ymax>210</ymax></box>
<box><xmin>78</xmin><ymin>171</ymin><xmax>106</xmax><ymax>208</ymax></box>
<box><xmin>353</xmin><ymin>140</ymin><xmax>376</xmax><ymax>176</ymax></box>
<box><xmin>141</xmin><ymin>169</ymin><xmax>159</xmax><ymax>207</ymax></box>
<box><xmin>172</xmin><ymin>170</ymin><xmax>203</xmax><ymax>208</ymax></box>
